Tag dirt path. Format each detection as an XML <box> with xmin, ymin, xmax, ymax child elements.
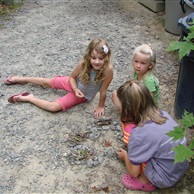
<box><xmin>0</xmin><ymin>0</ymin><xmax>193</xmax><ymax>193</ymax></box>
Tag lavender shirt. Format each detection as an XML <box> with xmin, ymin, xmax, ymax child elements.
<box><xmin>128</xmin><ymin>111</ymin><xmax>189</xmax><ymax>188</ymax></box>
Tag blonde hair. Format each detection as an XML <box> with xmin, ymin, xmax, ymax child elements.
<box><xmin>79</xmin><ymin>38</ymin><xmax>111</xmax><ymax>85</ymax></box>
<box><xmin>117</xmin><ymin>80</ymin><xmax>166</xmax><ymax>126</ymax></box>
<box><xmin>133</xmin><ymin>44</ymin><xmax>156</xmax><ymax>74</ymax></box>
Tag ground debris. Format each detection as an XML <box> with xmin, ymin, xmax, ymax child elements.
<box><xmin>92</xmin><ymin>186</ymin><xmax>111</xmax><ymax>193</ymax></box>
<box><xmin>96</xmin><ymin>118</ymin><xmax>112</xmax><ymax>126</ymax></box>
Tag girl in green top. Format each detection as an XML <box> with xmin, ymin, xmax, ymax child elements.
<box><xmin>132</xmin><ymin>44</ymin><xmax>159</xmax><ymax>105</ymax></box>
<box><xmin>112</xmin><ymin>44</ymin><xmax>159</xmax><ymax>145</ymax></box>
<box><xmin>112</xmin><ymin>43</ymin><xmax>159</xmax><ymax>110</ymax></box>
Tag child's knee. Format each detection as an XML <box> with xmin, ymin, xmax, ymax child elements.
<box><xmin>41</xmin><ymin>78</ymin><xmax>51</xmax><ymax>87</ymax></box>
<box><xmin>49</xmin><ymin>102</ymin><xmax>62</xmax><ymax>112</ymax></box>
<box><xmin>112</xmin><ymin>91</ymin><xmax>121</xmax><ymax>110</ymax></box>
<box><xmin>112</xmin><ymin>91</ymin><xmax>117</xmax><ymax>102</ymax></box>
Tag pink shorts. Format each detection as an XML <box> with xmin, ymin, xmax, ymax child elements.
<box><xmin>50</xmin><ymin>76</ymin><xmax>87</xmax><ymax>111</ymax></box>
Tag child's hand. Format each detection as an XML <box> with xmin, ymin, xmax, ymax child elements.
<box><xmin>117</xmin><ymin>148</ymin><xmax>128</xmax><ymax>161</ymax></box>
<box><xmin>74</xmin><ymin>88</ymin><xmax>85</xmax><ymax>98</ymax></box>
<box><xmin>93</xmin><ymin>107</ymin><xmax>104</xmax><ymax>118</ymax></box>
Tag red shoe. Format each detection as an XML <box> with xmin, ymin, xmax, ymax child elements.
<box><xmin>8</xmin><ymin>92</ymin><xmax>30</xmax><ymax>103</ymax></box>
<box><xmin>122</xmin><ymin>173</ymin><xmax>156</xmax><ymax>192</ymax></box>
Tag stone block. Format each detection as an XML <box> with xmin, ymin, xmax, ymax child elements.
<box><xmin>139</xmin><ymin>0</ymin><xmax>165</xmax><ymax>12</ymax></box>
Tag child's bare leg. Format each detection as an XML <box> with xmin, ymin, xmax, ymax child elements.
<box><xmin>112</xmin><ymin>91</ymin><xmax>121</xmax><ymax>111</ymax></box>
<box><xmin>15</xmin><ymin>94</ymin><xmax>62</xmax><ymax>112</ymax></box>
<box><xmin>10</xmin><ymin>76</ymin><xmax>52</xmax><ymax>88</ymax></box>
<box><xmin>138</xmin><ymin>170</ymin><xmax>149</xmax><ymax>184</ymax></box>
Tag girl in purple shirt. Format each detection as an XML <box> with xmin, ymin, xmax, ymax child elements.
<box><xmin>116</xmin><ymin>80</ymin><xmax>188</xmax><ymax>192</ymax></box>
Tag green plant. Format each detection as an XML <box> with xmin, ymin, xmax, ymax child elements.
<box><xmin>0</xmin><ymin>1</ymin><xmax>22</xmax><ymax>16</ymax></box>
<box><xmin>167</xmin><ymin>111</ymin><xmax>194</xmax><ymax>163</ymax></box>
<box><xmin>167</xmin><ymin>20</ymin><xmax>194</xmax><ymax>60</ymax></box>
<box><xmin>0</xmin><ymin>2</ymin><xmax>10</xmax><ymax>15</ymax></box>
<box><xmin>166</xmin><ymin>19</ymin><xmax>194</xmax><ymax>163</ymax></box>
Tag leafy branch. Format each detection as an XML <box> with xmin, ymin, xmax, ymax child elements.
<box><xmin>167</xmin><ymin>111</ymin><xmax>194</xmax><ymax>163</ymax></box>
<box><xmin>166</xmin><ymin>20</ymin><xmax>194</xmax><ymax>60</ymax></box>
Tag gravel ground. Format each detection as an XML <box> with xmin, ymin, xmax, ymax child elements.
<box><xmin>0</xmin><ymin>0</ymin><xmax>194</xmax><ymax>193</ymax></box>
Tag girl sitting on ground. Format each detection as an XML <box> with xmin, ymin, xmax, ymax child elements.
<box><xmin>4</xmin><ymin>38</ymin><xmax>114</xmax><ymax>118</ymax></box>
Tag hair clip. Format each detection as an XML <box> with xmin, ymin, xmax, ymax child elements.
<box><xmin>102</xmin><ymin>45</ymin><xmax>108</xmax><ymax>54</ymax></box>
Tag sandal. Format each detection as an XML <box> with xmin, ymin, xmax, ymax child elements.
<box><xmin>8</xmin><ymin>92</ymin><xmax>30</xmax><ymax>103</ymax></box>
<box><xmin>3</xmin><ymin>76</ymin><xmax>23</xmax><ymax>85</ymax></box>
<box><xmin>122</xmin><ymin>173</ymin><xmax>134</xmax><ymax>181</ymax></box>
<box><xmin>121</xmin><ymin>173</ymin><xmax>156</xmax><ymax>192</ymax></box>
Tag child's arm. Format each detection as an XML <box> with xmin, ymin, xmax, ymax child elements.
<box><xmin>93</xmin><ymin>64</ymin><xmax>114</xmax><ymax>118</ymax></box>
<box><xmin>117</xmin><ymin>148</ymin><xmax>141</xmax><ymax>177</ymax></box>
<box><xmin>69</xmin><ymin>62</ymin><xmax>85</xmax><ymax>98</ymax></box>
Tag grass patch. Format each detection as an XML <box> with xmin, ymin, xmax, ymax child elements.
<box><xmin>0</xmin><ymin>1</ymin><xmax>23</xmax><ymax>27</ymax></box>
<box><xmin>0</xmin><ymin>3</ymin><xmax>11</xmax><ymax>16</ymax></box>
<box><xmin>0</xmin><ymin>1</ymin><xmax>22</xmax><ymax>16</ymax></box>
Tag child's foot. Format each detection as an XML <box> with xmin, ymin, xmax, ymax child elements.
<box><xmin>4</xmin><ymin>76</ymin><xmax>25</xmax><ymax>85</ymax></box>
<box><xmin>8</xmin><ymin>92</ymin><xmax>32</xmax><ymax>103</ymax></box>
